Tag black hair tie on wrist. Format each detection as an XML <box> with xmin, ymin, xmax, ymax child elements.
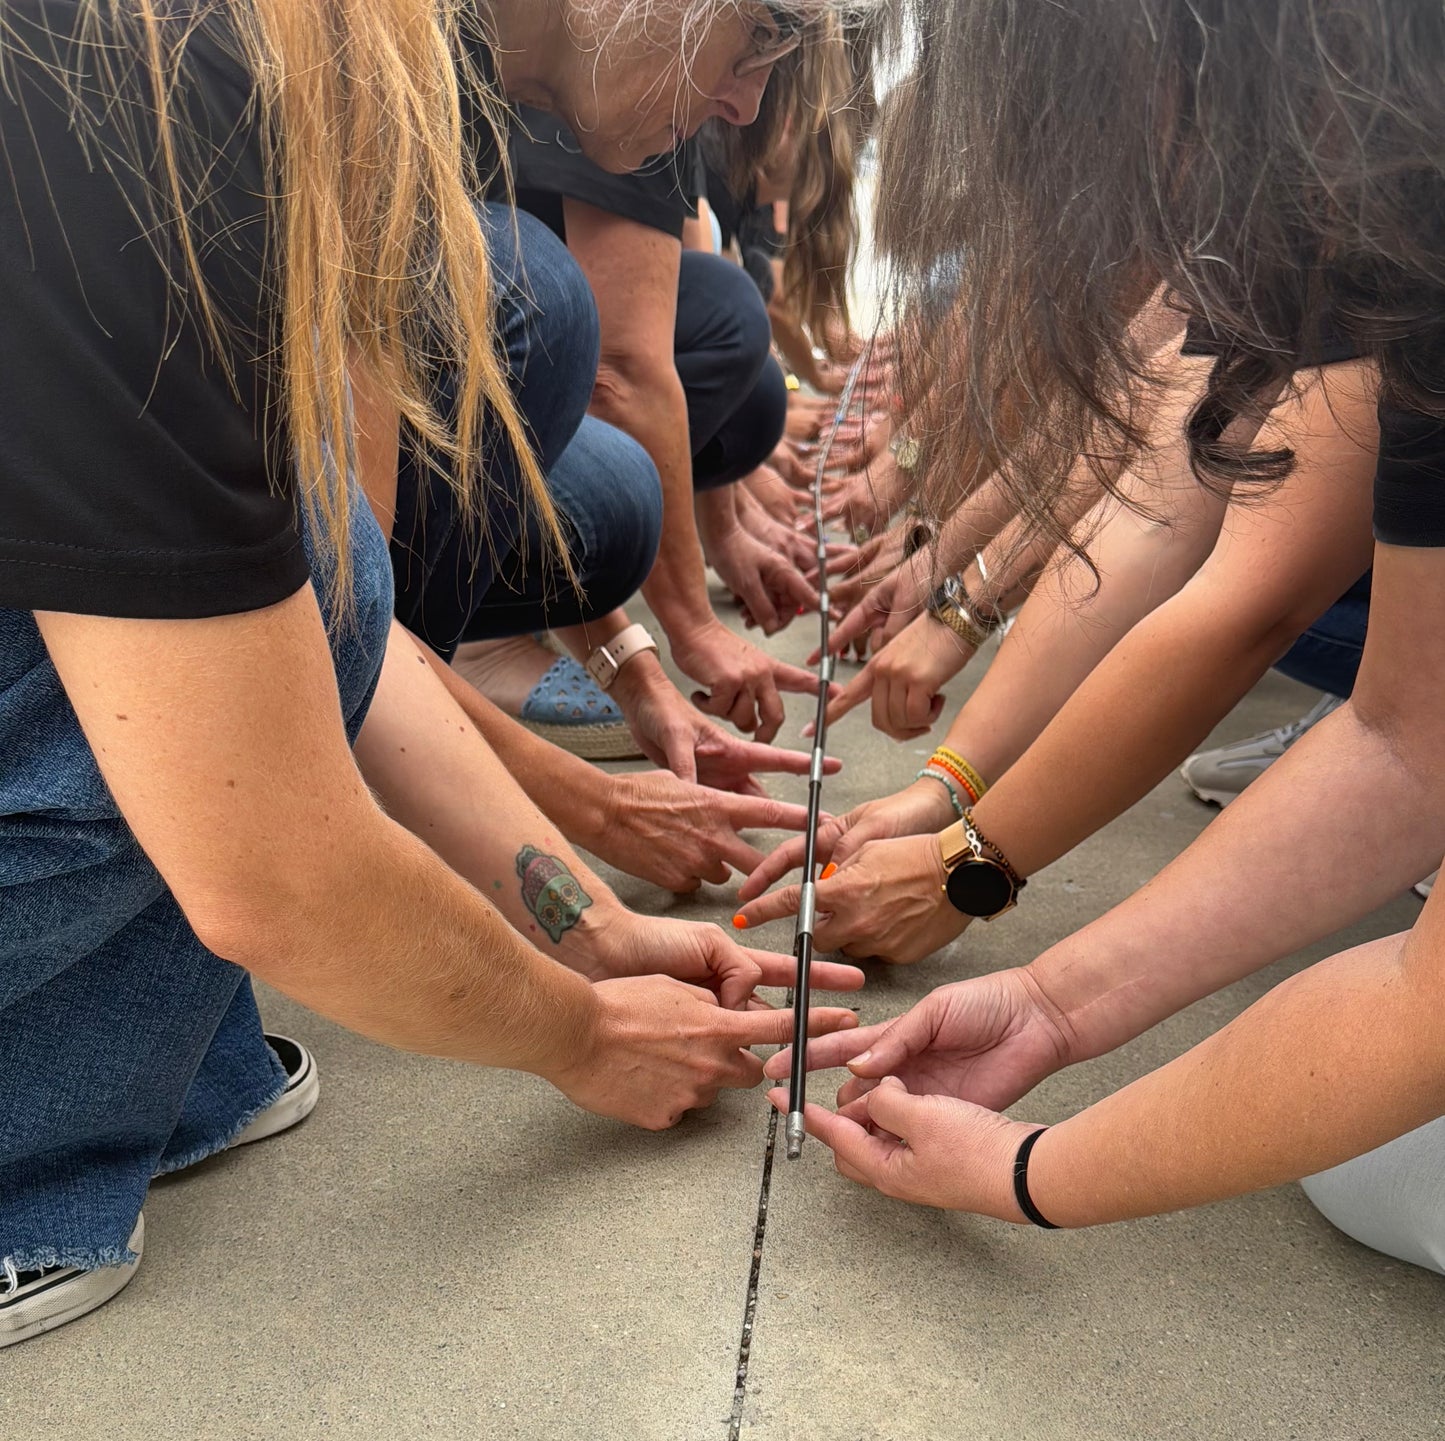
<box><xmin>1012</xmin><ymin>1126</ymin><xmax>1059</xmax><ymax>1229</ymax></box>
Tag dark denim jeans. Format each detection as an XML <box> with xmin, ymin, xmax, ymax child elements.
<box><xmin>395</xmin><ymin>218</ymin><xmax>784</xmax><ymax>657</ymax></box>
<box><xmin>0</xmin><ymin>492</ymin><xmax>393</xmax><ymax>1274</ymax></box>
<box><xmin>392</xmin><ymin>204</ymin><xmax>664</xmax><ymax>658</ymax></box>
<box><xmin>677</xmin><ymin>251</ymin><xmax>787</xmax><ymax>492</ymax></box>
<box><xmin>1274</xmin><ymin>571</ymin><xmax>1371</xmax><ymax>699</ymax></box>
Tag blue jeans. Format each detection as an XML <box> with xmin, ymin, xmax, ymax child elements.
<box><xmin>0</xmin><ymin>496</ymin><xmax>393</xmax><ymax>1273</ymax></box>
<box><xmin>393</xmin><ymin>204</ymin><xmax>664</xmax><ymax>657</ymax></box>
<box><xmin>1274</xmin><ymin>571</ymin><xmax>1371</xmax><ymax>699</ymax></box>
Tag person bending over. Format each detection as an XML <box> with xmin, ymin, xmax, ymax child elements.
<box><xmin>0</xmin><ymin>0</ymin><xmax>859</xmax><ymax>1349</ymax></box>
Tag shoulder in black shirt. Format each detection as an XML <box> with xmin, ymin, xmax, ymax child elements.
<box><xmin>0</xmin><ymin>0</ymin><xmax>309</xmax><ymax>619</ymax></box>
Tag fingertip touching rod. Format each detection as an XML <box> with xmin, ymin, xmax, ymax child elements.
<box><xmin>786</xmin><ymin>353</ymin><xmax>868</xmax><ymax>1160</ymax></box>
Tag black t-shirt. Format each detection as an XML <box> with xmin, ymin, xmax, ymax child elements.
<box><xmin>1374</xmin><ymin>406</ymin><xmax>1445</xmax><ymax>547</ymax></box>
<box><xmin>0</xmin><ymin>0</ymin><xmax>307</xmax><ymax>619</ymax></box>
<box><xmin>702</xmin><ymin>163</ymin><xmax>782</xmax><ymax>301</ymax></box>
<box><xmin>509</xmin><ymin>106</ymin><xmax>701</xmax><ymax>239</ymax></box>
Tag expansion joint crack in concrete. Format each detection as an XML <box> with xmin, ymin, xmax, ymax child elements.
<box><xmin>727</xmin><ymin>1097</ymin><xmax>780</xmax><ymax>1439</ymax></box>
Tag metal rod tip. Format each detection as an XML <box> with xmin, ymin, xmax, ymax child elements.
<box><xmin>785</xmin><ymin>1112</ymin><xmax>806</xmax><ymax>1159</ymax></box>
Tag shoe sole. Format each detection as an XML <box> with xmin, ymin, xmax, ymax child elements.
<box><xmin>230</xmin><ymin>1043</ymin><xmax>320</xmax><ymax>1148</ymax></box>
<box><xmin>1180</xmin><ymin>780</ymin><xmax>1239</xmax><ymax>808</ymax></box>
<box><xmin>520</xmin><ymin>718</ymin><xmax>645</xmax><ymax>761</ymax></box>
<box><xmin>0</xmin><ymin>1215</ymin><xmax>144</xmax><ymax>1348</ymax></box>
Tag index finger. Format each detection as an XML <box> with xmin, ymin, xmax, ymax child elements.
<box><xmin>727</xmin><ymin>1006</ymin><xmax>860</xmax><ymax>1048</ymax></box>
<box><xmin>765</xmin><ymin>1093</ymin><xmax>902</xmax><ymax>1187</ymax></box>
<box><xmin>735</xmin><ymin>834</ymin><xmax>808</xmax><ymax>903</ymax></box>
<box><xmin>738</xmin><ymin>947</ymin><xmax>865</xmax><ymax>993</ymax></box>
<box><xmin>716</xmin><ymin>739</ymin><xmax>842</xmax><ymax>778</ymax></box>
<box><xmin>823</xmin><ymin>667</ymin><xmax>875</xmax><ymax>727</ymax></box>
<box><xmin>722</xmin><ymin>794</ymin><xmax>812</xmax><ymax>832</ymax></box>
<box><xmin>829</xmin><ymin>597</ymin><xmax>884</xmax><ymax>656</ymax></box>
<box><xmin>762</xmin><ymin>1019</ymin><xmax>892</xmax><ymax>1080</ymax></box>
<box><xmin>770</xmin><ymin>658</ymin><xmax>828</xmax><ymax>695</ymax></box>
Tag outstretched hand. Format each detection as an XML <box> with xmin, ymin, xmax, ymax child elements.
<box><xmin>587</xmin><ymin>771</ymin><xmax>825</xmax><ymax>892</ymax></box>
<box><xmin>549</xmin><ymin>975</ymin><xmax>860</xmax><ymax>1131</ymax></box>
<box><xmin>737</xmin><ymin>781</ymin><xmax>953</xmax><ymax>905</ymax></box>
<box><xmin>735</xmin><ymin>832</ymin><xmax>968</xmax><ymax>964</ymax></box>
<box><xmin>762</xmin><ymin>969</ymin><xmax>1072</xmax><ymax>1113</ymax></box>
<box><xmin>613</xmin><ymin>665</ymin><xmax>839</xmax><ymax>796</ymax></box>
<box><xmin>767</xmin><ymin>1079</ymin><xmax>1035</xmax><ymax>1217</ymax></box>
<box><xmin>820</xmin><ymin>612</ymin><xmax>973</xmax><ymax>739</ymax></box>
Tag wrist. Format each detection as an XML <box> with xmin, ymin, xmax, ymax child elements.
<box><xmin>562</xmin><ymin>890</ymin><xmax>636</xmax><ymax>981</ymax></box>
<box><xmin>644</xmin><ymin>578</ymin><xmax>715</xmax><ymax>650</ymax></box>
<box><xmin>1018</xmin><ymin>951</ymin><xmax>1095</xmax><ymax>1070</ymax></box>
<box><xmin>667</xmin><ymin>611</ymin><xmax>725</xmax><ymax>661</ymax></box>
<box><xmin>904</xmin><ymin>775</ymin><xmax>961</xmax><ymax>829</ymax></box>
<box><xmin>608</xmin><ymin>649</ymin><xmax>671</xmax><ymax>712</ymax></box>
<box><xmin>522</xmin><ymin>966</ymin><xmax>604</xmax><ymax>1086</ymax></box>
<box><xmin>989</xmin><ymin>1118</ymin><xmax>1047</xmax><ymax>1224</ymax></box>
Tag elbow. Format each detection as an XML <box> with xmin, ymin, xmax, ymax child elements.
<box><xmin>590</xmin><ymin>352</ymin><xmax>681</xmax><ymax>430</ymax></box>
<box><xmin>170</xmin><ymin>825</ymin><xmax>368</xmax><ymax>975</ymax></box>
<box><xmin>180</xmin><ymin>869</ymin><xmax>320</xmax><ymax>976</ymax></box>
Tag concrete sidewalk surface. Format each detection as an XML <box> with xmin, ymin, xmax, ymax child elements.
<box><xmin>4</xmin><ymin>606</ymin><xmax>1441</xmax><ymax>1440</ymax></box>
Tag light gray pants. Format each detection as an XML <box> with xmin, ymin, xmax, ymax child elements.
<box><xmin>1301</xmin><ymin>1115</ymin><xmax>1445</xmax><ymax>1275</ymax></box>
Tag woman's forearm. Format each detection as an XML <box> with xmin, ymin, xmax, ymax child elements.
<box><xmin>944</xmin><ymin>477</ymin><xmax>1225</xmax><ymax>782</ymax></box>
<box><xmin>1028</xmin><ymin>699</ymin><xmax>1445</xmax><ymax>1061</ymax></box>
<box><xmin>357</xmin><ymin>624</ymin><xmax>626</xmax><ymax>970</ymax></box>
<box><xmin>594</xmin><ymin>361</ymin><xmax>714</xmax><ymax>639</ymax></box>
<box><xmin>1028</xmin><ymin>930</ymin><xmax>1445</xmax><ymax>1226</ymax></box>
<box><xmin>971</xmin><ymin>358</ymin><xmax>1375</xmax><ymax>870</ymax></box>
<box><xmin>248</xmin><ymin>805</ymin><xmax>599</xmax><ymax>1075</ymax></box>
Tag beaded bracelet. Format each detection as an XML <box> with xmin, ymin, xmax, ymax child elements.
<box><xmin>929</xmin><ymin>755</ymin><xmax>981</xmax><ymax>806</ymax></box>
<box><xmin>932</xmin><ymin>746</ymin><xmax>988</xmax><ymax>802</ymax></box>
<box><xmin>915</xmin><ymin>766</ymin><xmax>965</xmax><ymax>818</ymax></box>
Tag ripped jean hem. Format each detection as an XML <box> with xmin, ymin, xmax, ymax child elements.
<box><xmin>151</xmin><ymin>1064</ymin><xmax>289</xmax><ymax>1180</ymax></box>
<box><xmin>1</xmin><ymin>1063</ymin><xmax>285</xmax><ymax>1283</ymax></box>
<box><xmin>3</xmin><ymin>1238</ymin><xmax>137</xmax><ymax>1283</ymax></box>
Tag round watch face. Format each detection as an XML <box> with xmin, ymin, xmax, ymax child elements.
<box><xmin>944</xmin><ymin>858</ymin><xmax>1015</xmax><ymax>917</ymax></box>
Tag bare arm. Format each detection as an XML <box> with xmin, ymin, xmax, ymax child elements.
<box><xmin>1030</xmin><ymin>923</ymin><xmax>1445</xmax><ymax>1225</ymax></box>
<box><xmin>563</xmin><ymin>199</ymin><xmax>709</xmax><ymax>642</ymax></box>
<box><xmin>36</xmin><ymin>592</ymin><xmax>596</xmax><ymax>1073</ymax></box>
<box><xmin>974</xmin><ymin>359</ymin><xmax>1378</xmax><ymax>875</ymax></box>
<box><xmin>565</xmin><ymin>196</ymin><xmax>818</xmax><ymax>739</ymax></box>
<box><xmin>939</xmin><ymin>355</ymin><xmax>1232</xmax><ymax>782</ymax></box>
<box><xmin>1029</xmin><ymin>530</ymin><xmax>1445</xmax><ymax>1070</ymax></box>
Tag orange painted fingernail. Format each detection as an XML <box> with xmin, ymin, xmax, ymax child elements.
<box><xmin>733</xmin><ymin>914</ymin><xmax>749</xmax><ymax>930</ymax></box>
<box><xmin>821</xmin><ymin>863</ymin><xmax>838</xmax><ymax>880</ymax></box>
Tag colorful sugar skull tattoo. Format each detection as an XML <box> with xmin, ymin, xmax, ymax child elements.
<box><xmin>515</xmin><ymin>846</ymin><xmax>592</xmax><ymax>944</ymax></box>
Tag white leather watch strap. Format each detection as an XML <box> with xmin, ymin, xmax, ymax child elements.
<box><xmin>584</xmin><ymin>622</ymin><xmax>659</xmax><ymax>690</ymax></box>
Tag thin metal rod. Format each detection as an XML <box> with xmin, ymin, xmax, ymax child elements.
<box><xmin>786</xmin><ymin>355</ymin><xmax>868</xmax><ymax>1160</ymax></box>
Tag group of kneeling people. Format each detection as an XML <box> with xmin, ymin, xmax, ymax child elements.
<box><xmin>3</xmin><ymin>0</ymin><xmax>1444</xmax><ymax>1349</ymax></box>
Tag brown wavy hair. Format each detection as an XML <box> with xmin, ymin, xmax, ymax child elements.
<box><xmin>877</xmin><ymin>0</ymin><xmax>1445</xmax><ymax>557</ymax></box>
<box><xmin>779</xmin><ymin>11</ymin><xmax>878</xmax><ymax>356</ymax></box>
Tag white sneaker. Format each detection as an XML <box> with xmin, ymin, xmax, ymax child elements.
<box><xmin>0</xmin><ymin>1215</ymin><xmax>144</xmax><ymax>1349</ymax></box>
<box><xmin>1414</xmin><ymin>870</ymin><xmax>1437</xmax><ymax>902</ymax></box>
<box><xmin>1180</xmin><ymin>694</ymin><xmax>1344</xmax><ymax>806</ymax></box>
<box><xmin>231</xmin><ymin>1034</ymin><xmax>319</xmax><ymax>1148</ymax></box>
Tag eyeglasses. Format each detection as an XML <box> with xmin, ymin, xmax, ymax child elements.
<box><xmin>733</xmin><ymin>3</ymin><xmax>804</xmax><ymax>79</ymax></box>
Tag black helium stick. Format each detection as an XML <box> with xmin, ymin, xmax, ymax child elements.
<box><xmin>785</xmin><ymin>354</ymin><xmax>868</xmax><ymax>1161</ymax></box>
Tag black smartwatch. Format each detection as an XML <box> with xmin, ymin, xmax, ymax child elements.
<box><xmin>938</xmin><ymin>814</ymin><xmax>1026</xmax><ymax>919</ymax></box>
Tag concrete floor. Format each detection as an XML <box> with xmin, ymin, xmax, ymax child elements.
<box><xmin>5</xmin><ymin>592</ymin><xmax>1442</xmax><ymax>1440</ymax></box>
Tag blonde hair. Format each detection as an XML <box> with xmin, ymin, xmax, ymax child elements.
<box><xmin>49</xmin><ymin>0</ymin><xmax>562</xmax><ymax>616</ymax></box>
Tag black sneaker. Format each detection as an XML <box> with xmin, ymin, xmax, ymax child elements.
<box><xmin>230</xmin><ymin>1034</ymin><xmax>320</xmax><ymax>1149</ymax></box>
<box><xmin>0</xmin><ymin>1216</ymin><xmax>144</xmax><ymax>1349</ymax></box>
